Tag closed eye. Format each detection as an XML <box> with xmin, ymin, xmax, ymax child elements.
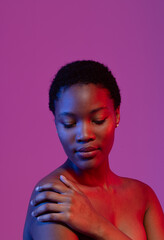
<box><xmin>63</xmin><ymin>122</ymin><xmax>76</xmax><ymax>128</ymax></box>
<box><xmin>93</xmin><ymin>118</ymin><xmax>106</xmax><ymax>125</ymax></box>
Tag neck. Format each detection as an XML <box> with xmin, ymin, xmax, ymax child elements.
<box><xmin>64</xmin><ymin>158</ymin><xmax>116</xmax><ymax>188</ymax></box>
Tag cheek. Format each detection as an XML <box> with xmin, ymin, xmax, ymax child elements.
<box><xmin>98</xmin><ymin>125</ymin><xmax>115</xmax><ymax>153</ymax></box>
<box><xmin>57</xmin><ymin>127</ymin><xmax>74</xmax><ymax>153</ymax></box>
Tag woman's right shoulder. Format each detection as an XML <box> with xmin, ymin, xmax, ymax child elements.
<box><xmin>36</xmin><ymin>167</ymin><xmax>66</xmax><ymax>188</ymax></box>
<box><xmin>23</xmin><ymin>166</ymin><xmax>78</xmax><ymax>240</ymax></box>
<box><xmin>34</xmin><ymin>162</ymin><xmax>76</xmax><ymax>189</ymax></box>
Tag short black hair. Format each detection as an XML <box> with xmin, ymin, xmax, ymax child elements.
<box><xmin>49</xmin><ymin>60</ymin><xmax>121</xmax><ymax>114</ymax></box>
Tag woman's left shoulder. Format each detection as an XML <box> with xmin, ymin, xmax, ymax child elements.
<box><xmin>120</xmin><ymin>176</ymin><xmax>159</xmax><ymax>204</ymax></box>
<box><xmin>120</xmin><ymin>177</ymin><xmax>164</xmax><ymax>238</ymax></box>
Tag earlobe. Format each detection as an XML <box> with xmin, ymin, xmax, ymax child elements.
<box><xmin>115</xmin><ymin>107</ymin><xmax>120</xmax><ymax>128</ymax></box>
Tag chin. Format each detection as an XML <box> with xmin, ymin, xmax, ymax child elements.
<box><xmin>70</xmin><ymin>156</ymin><xmax>104</xmax><ymax>171</ymax></box>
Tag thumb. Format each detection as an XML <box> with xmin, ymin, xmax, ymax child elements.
<box><xmin>60</xmin><ymin>175</ymin><xmax>81</xmax><ymax>193</ymax></box>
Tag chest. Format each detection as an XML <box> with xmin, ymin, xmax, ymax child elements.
<box><xmin>84</xmin><ymin>188</ymin><xmax>147</xmax><ymax>240</ymax></box>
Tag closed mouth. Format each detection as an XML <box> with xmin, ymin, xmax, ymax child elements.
<box><xmin>75</xmin><ymin>146</ymin><xmax>100</xmax><ymax>152</ymax></box>
<box><xmin>75</xmin><ymin>147</ymin><xmax>100</xmax><ymax>160</ymax></box>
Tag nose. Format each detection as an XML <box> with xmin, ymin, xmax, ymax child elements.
<box><xmin>76</xmin><ymin>121</ymin><xmax>96</xmax><ymax>143</ymax></box>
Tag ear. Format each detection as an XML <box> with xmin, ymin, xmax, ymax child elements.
<box><xmin>115</xmin><ymin>107</ymin><xmax>120</xmax><ymax>127</ymax></box>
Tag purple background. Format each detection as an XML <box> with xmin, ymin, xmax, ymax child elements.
<box><xmin>0</xmin><ymin>1</ymin><xmax>164</xmax><ymax>239</ymax></box>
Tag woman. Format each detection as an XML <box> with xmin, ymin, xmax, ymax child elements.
<box><xmin>23</xmin><ymin>60</ymin><xmax>164</xmax><ymax>240</ymax></box>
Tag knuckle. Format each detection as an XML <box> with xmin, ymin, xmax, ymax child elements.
<box><xmin>67</xmin><ymin>189</ymin><xmax>74</xmax><ymax>196</ymax></box>
<box><xmin>66</xmin><ymin>203</ymin><xmax>71</xmax><ymax>211</ymax></box>
<box><xmin>43</xmin><ymin>191</ymin><xmax>50</xmax><ymax>199</ymax></box>
<box><xmin>54</xmin><ymin>184</ymin><xmax>59</xmax><ymax>189</ymax></box>
<box><xmin>70</xmin><ymin>189</ymin><xmax>74</xmax><ymax>194</ymax></box>
<box><xmin>64</xmin><ymin>194</ymin><xmax>72</xmax><ymax>204</ymax></box>
<box><xmin>49</xmin><ymin>182</ymin><xmax>54</xmax><ymax>188</ymax></box>
<box><xmin>51</xmin><ymin>183</ymin><xmax>59</xmax><ymax>190</ymax></box>
<box><xmin>50</xmin><ymin>214</ymin><xmax>56</xmax><ymax>221</ymax></box>
<box><xmin>43</xmin><ymin>203</ymin><xmax>50</xmax><ymax>211</ymax></box>
<box><xmin>65</xmin><ymin>211</ymin><xmax>71</xmax><ymax>221</ymax></box>
<box><xmin>59</xmin><ymin>212</ymin><xmax>66</xmax><ymax>222</ymax></box>
<box><xmin>68</xmin><ymin>196</ymin><xmax>73</xmax><ymax>204</ymax></box>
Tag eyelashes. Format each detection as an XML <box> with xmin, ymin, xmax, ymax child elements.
<box><xmin>62</xmin><ymin>118</ymin><xmax>107</xmax><ymax>128</ymax></box>
<box><xmin>93</xmin><ymin>119</ymin><xmax>106</xmax><ymax>125</ymax></box>
<box><xmin>63</xmin><ymin>123</ymin><xmax>76</xmax><ymax>128</ymax></box>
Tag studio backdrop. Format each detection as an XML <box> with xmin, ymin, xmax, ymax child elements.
<box><xmin>0</xmin><ymin>0</ymin><xmax>164</xmax><ymax>239</ymax></box>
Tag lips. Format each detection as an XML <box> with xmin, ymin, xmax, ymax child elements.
<box><xmin>76</xmin><ymin>146</ymin><xmax>99</xmax><ymax>152</ymax></box>
<box><xmin>75</xmin><ymin>146</ymin><xmax>100</xmax><ymax>159</ymax></box>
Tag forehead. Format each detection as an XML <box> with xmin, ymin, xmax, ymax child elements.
<box><xmin>55</xmin><ymin>83</ymin><xmax>114</xmax><ymax>114</ymax></box>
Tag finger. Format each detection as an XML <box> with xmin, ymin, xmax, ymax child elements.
<box><xmin>31</xmin><ymin>191</ymin><xmax>68</xmax><ymax>206</ymax></box>
<box><xmin>60</xmin><ymin>175</ymin><xmax>81</xmax><ymax>193</ymax></box>
<box><xmin>31</xmin><ymin>202</ymin><xmax>67</xmax><ymax>217</ymax></box>
<box><xmin>35</xmin><ymin>181</ymin><xmax>68</xmax><ymax>194</ymax></box>
<box><xmin>37</xmin><ymin>212</ymin><xmax>66</xmax><ymax>222</ymax></box>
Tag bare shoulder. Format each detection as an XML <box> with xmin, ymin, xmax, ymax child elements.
<box><xmin>120</xmin><ymin>176</ymin><xmax>161</xmax><ymax>204</ymax></box>
<box><xmin>120</xmin><ymin>176</ymin><xmax>164</xmax><ymax>239</ymax></box>
<box><xmin>23</xmin><ymin>165</ymin><xmax>78</xmax><ymax>240</ymax></box>
<box><xmin>37</xmin><ymin>163</ymin><xmax>70</xmax><ymax>182</ymax></box>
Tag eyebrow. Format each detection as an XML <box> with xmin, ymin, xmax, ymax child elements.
<box><xmin>90</xmin><ymin>107</ymin><xmax>108</xmax><ymax>114</ymax></box>
<box><xmin>59</xmin><ymin>107</ymin><xmax>108</xmax><ymax>117</ymax></box>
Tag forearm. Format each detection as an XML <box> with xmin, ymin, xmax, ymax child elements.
<box><xmin>91</xmin><ymin>216</ymin><xmax>132</xmax><ymax>240</ymax></box>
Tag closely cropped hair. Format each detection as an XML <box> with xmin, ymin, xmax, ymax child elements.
<box><xmin>49</xmin><ymin>60</ymin><xmax>121</xmax><ymax>114</ymax></box>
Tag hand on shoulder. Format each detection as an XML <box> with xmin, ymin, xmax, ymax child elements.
<box><xmin>24</xmin><ymin>169</ymin><xmax>80</xmax><ymax>240</ymax></box>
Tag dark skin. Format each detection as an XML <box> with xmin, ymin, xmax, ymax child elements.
<box><xmin>24</xmin><ymin>84</ymin><xmax>164</xmax><ymax>240</ymax></box>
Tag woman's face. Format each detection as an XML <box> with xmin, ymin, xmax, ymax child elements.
<box><xmin>55</xmin><ymin>83</ymin><xmax>120</xmax><ymax>170</ymax></box>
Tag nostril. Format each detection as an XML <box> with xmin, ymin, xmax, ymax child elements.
<box><xmin>76</xmin><ymin>122</ymin><xmax>96</xmax><ymax>142</ymax></box>
<box><xmin>76</xmin><ymin>134</ymin><xmax>95</xmax><ymax>143</ymax></box>
<box><xmin>76</xmin><ymin>138</ymin><xmax>92</xmax><ymax>143</ymax></box>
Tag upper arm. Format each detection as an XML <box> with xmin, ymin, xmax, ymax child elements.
<box><xmin>24</xmin><ymin>179</ymin><xmax>79</xmax><ymax>240</ymax></box>
<box><xmin>31</xmin><ymin>221</ymin><xmax>79</xmax><ymax>240</ymax></box>
<box><xmin>144</xmin><ymin>186</ymin><xmax>164</xmax><ymax>240</ymax></box>
<box><xmin>24</xmin><ymin>197</ymin><xmax>79</xmax><ymax>240</ymax></box>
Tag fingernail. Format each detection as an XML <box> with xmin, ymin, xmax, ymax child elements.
<box><xmin>35</xmin><ymin>186</ymin><xmax>40</xmax><ymax>191</ymax></box>
<box><xmin>31</xmin><ymin>211</ymin><xmax>35</xmax><ymax>217</ymax></box>
<box><xmin>60</xmin><ymin>175</ymin><xmax>66</xmax><ymax>181</ymax></box>
<box><xmin>37</xmin><ymin>216</ymin><xmax>42</xmax><ymax>221</ymax></box>
<box><xmin>30</xmin><ymin>200</ymin><xmax>34</xmax><ymax>206</ymax></box>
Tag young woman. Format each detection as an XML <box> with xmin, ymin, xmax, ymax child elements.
<box><xmin>23</xmin><ymin>60</ymin><xmax>164</xmax><ymax>240</ymax></box>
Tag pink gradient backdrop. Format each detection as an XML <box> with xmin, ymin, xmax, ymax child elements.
<box><xmin>0</xmin><ymin>0</ymin><xmax>164</xmax><ymax>239</ymax></box>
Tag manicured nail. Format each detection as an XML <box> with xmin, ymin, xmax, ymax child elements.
<box><xmin>30</xmin><ymin>200</ymin><xmax>34</xmax><ymax>206</ymax></box>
